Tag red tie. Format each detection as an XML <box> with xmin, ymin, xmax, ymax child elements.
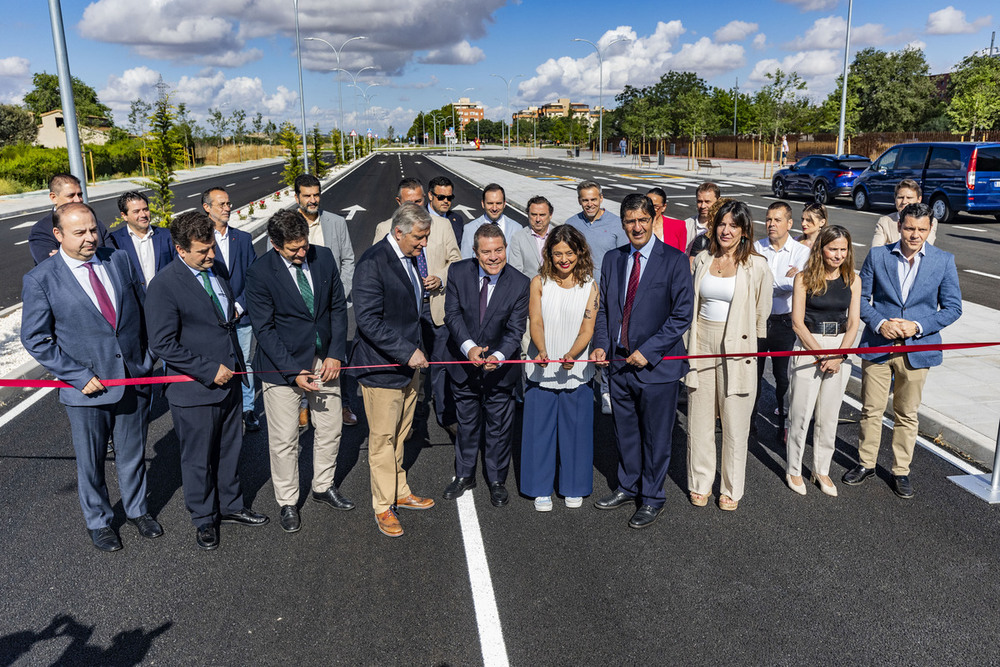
<box><xmin>619</xmin><ymin>250</ymin><xmax>641</xmax><ymax>348</ymax></box>
<box><xmin>84</xmin><ymin>262</ymin><xmax>116</xmax><ymax>329</ymax></box>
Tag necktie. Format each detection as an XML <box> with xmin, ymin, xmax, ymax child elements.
<box><xmin>295</xmin><ymin>265</ymin><xmax>323</xmax><ymax>355</ymax></box>
<box><xmin>405</xmin><ymin>258</ymin><xmax>421</xmax><ymax>308</ymax></box>
<box><xmin>619</xmin><ymin>251</ymin><xmax>641</xmax><ymax>348</ymax></box>
<box><xmin>84</xmin><ymin>262</ymin><xmax>116</xmax><ymax>329</ymax></box>
<box><xmin>415</xmin><ymin>249</ymin><xmax>429</xmax><ymax>280</ymax></box>
<box><xmin>198</xmin><ymin>271</ymin><xmax>226</xmax><ymax>319</ymax></box>
<box><xmin>479</xmin><ymin>276</ymin><xmax>489</xmax><ymax>325</ymax></box>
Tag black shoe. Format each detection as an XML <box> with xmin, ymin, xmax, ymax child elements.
<box><xmin>127</xmin><ymin>514</ymin><xmax>164</xmax><ymax>539</ymax></box>
<box><xmin>489</xmin><ymin>482</ymin><xmax>509</xmax><ymax>507</ymax></box>
<box><xmin>893</xmin><ymin>475</ymin><xmax>914</xmax><ymax>499</ymax></box>
<box><xmin>594</xmin><ymin>490</ymin><xmax>635</xmax><ymax>510</ymax></box>
<box><xmin>89</xmin><ymin>526</ymin><xmax>122</xmax><ymax>552</ymax></box>
<box><xmin>196</xmin><ymin>524</ymin><xmax>219</xmax><ymax>550</ymax></box>
<box><xmin>220</xmin><ymin>508</ymin><xmax>269</xmax><ymax>526</ymax></box>
<box><xmin>842</xmin><ymin>465</ymin><xmax>876</xmax><ymax>486</ymax></box>
<box><xmin>312</xmin><ymin>487</ymin><xmax>355</xmax><ymax>511</ymax></box>
<box><xmin>628</xmin><ymin>504</ymin><xmax>664</xmax><ymax>529</ymax></box>
<box><xmin>279</xmin><ymin>505</ymin><xmax>301</xmax><ymax>533</ymax></box>
<box><xmin>443</xmin><ymin>476</ymin><xmax>476</xmax><ymax>500</ymax></box>
<box><xmin>243</xmin><ymin>410</ymin><xmax>261</xmax><ymax>432</ymax></box>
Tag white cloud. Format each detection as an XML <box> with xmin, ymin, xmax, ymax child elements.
<box><xmin>419</xmin><ymin>40</ymin><xmax>486</xmax><ymax>65</ymax></box>
<box><xmin>906</xmin><ymin>39</ymin><xmax>928</xmax><ymax>51</ymax></box>
<box><xmin>0</xmin><ymin>57</ymin><xmax>32</xmax><ymax>106</ymax></box>
<box><xmin>776</xmin><ymin>0</ymin><xmax>839</xmax><ymax>10</ymax></box>
<box><xmin>714</xmin><ymin>21</ymin><xmax>758</xmax><ymax>43</ymax></box>
<box><xmin>787</xmin><ymin>16</ymin><xmax>892</xmax><ymax>50</ymax></box>
<box><xmin>673</xmin><ymin>38</ymin><xmax>746</xmax><ymax>74</ymax></box>
<box><xmin>752</xmin><ymin>33</ymin><xmax>767</xmax><ymax>49</ymax></box>
<box><xmin>0</xmin><ymin>56</ymin><xmax>30</xmax><ymax>78</ymax></box>
<box><xmin>925</xmin><ymin>6</ymin><xmax>992</xmax><ymax>35</ymax></box>
<box><xmin>748</xmin><ymin>49</ymin><xmax>843</xmax><ymax>97</ymax></box>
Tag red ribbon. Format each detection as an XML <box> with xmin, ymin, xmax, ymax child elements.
<box><xmin>3</xmin><ymin>341</ymin><xmax>997</xmax><ymax>390</ymax></box>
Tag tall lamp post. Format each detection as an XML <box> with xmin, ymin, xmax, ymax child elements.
<box><xmin>334</xmin><ymin>66</ymin><xmax>376</xmax><ymax>142</ymax></box>
<box><xmin>291</xmin><ymin>0</ymin><xmax>309</xmax><ymax>174</ymax></box>
<box><xmin>572</xmin><ymin>35</ymin><xmax>630</xmax><ymax>163</ymax></box>
<box><xmin>491</xmin><ymin>74</ymin><xmax>522</xmax><ymax>154</ymax></box>
<box><xmin>430</xmin><ymin>113</ymin><xmax>444</xmax><ymax>146</ymax></box>
<box><xmin>304</xmin><ymin>35</ymin><xmax>366</xmax><ymax>164</ymax></box>
<box><xmin>836</xmin><ymin>0</ymin><xmax>854</xmax><ymax>156</ymax></box>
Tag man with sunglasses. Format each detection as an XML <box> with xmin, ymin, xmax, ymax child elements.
<box><xmin>427</xmin><ymin>175</ymin><xmax>465</xmax><ymax>246</ymax></box>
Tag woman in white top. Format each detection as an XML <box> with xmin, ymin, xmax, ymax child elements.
<box><xmin>686</xmin><ymin>200</ymin><xmax>772</xmax><ymax>511</ymax></box>
<box><xmin>520</xmin><ymin>225</ymin><xmax>599</xmax><ymax>512</ymax></box>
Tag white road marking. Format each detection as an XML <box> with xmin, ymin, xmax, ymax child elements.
<box><xmin>187</xmin><ymin>193</ymin><xmax>201</xmax><ymax>198</ymax></box>
<box><xmin>253</xmin><ymin>231</ymin><xmax>268</xmax><ymax>244</ymax></box>
<box><xmin>457</xmin><ymin>494</ymin><xmax>510</xmax><ymax>667</ymax></box>
<box><xmin>675</xmin><ymin>203</ymin><xmax>689</xmax><ymax>207</ymax></box>
<box><xmin>965</xmin><ymin>269</ymin><xmax>1000</xmax><ymax>280</ymax></box>
<box><xmin>0</xmin><ymin>388</ymin><xmax>55</xmax><ymax>430</ymax></box>
<box><xmin>953</xmin><ymin>225</ymin><xmax>988</xmax><ymax>233</ymax></box>
<box><xmin>15</xmin><ymin>239</ymin><xmax>28</xmax><ymax>245</ymax></box>
<box><xmin>176</xmin><ymin>208</ymin><xmax>194</xmax><ymax>215</ymax></box>
<box><xmin>225</xmin><ymin>182</ymin><xmax>236</xmax><ymax>187</ymax></box>
<box><xmin>852</xmin><ymin>242</ymin><xmax>866</xmax><ymax>247</ymax></box>
<box><xmin>659</xmin><ymin>183</ymin><xmax>687</xmax><ymax>190</ymax></box>
<box><xmin>252</xmin><ymin>176</ymin><xmax>260</xmax><ymax>180</ymax></box>
<box><xmin>11</xmin><ymin>220</ymin><xmax>34</xmax><ymax>230</ymax></box>
<box><xmin>747</xmin><ymin>204</ymin><xmax>769</xmax><ymax>210</ymax></box>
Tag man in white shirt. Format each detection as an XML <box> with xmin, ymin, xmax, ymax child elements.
<box><xmin>109</xmin><ymin>191</ymin><xmax>176</xmax><ymax>291</ymax></box>
<box><xmin>753</xmin><ymin>201</ymin><xmax>810</xmax><ymax>425</ymax></box>
<box><xmin>460</xmin><ymin>183</ymin><xmax>516</xmax><ymax>259</ymax></box>
<box><xmin>508</xmin><ymin>195</ymin><xmax>553</xmax><ymax>279</ymax></box>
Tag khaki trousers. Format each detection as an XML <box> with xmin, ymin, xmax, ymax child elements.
<box><xmin>261</xmin><ymin>359</ymin><xmax>343</xmax><ymax>506</ymax></box>
<box><xmin>687</xmin><ymin>319</ymin><xmax>755</xmax><ymax>502</ymax></box>
<box><xmin>785</xmin><ymin>335</ymin><xmax>852</xmax><ymax>477</ymax></box>
<box><xmin>361</xmin><ymin>372</ymin><xmax>420</xmax><ymax>514</ymax></box>
<box><xmin>858</xmin><ymin>355</ymin><xmax>929</xmax><ymax>475</ymax></box>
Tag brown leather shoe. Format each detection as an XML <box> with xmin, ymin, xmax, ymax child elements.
<box><xmin>298</xmin><ymin>407</ymin><xmax>309</xmax><ymax>430</ymax></box>
<box><xmin>342</xmin><ymin>406</ymin><xmax>358</xmax><ymax>426</ymax></box>
<box><xmin>374</xmin><ymin>509</ymin><xmax>403</xmax><ymax>538</ymax></box>
<box><xmin>395</xmin><ymin>493</ymin><xmax>435</xmax><ymax>511</ymax></box>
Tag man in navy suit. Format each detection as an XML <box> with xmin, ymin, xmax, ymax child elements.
<box><xmin>591</xmin><ymin>193</ymin><xmax>694</xmax><ymax>529</ymax></box>
<box><xmin>351</xmin><ymin>203</ymin><xmax>437</xmax><ymax>538</ymax></box>
<box><xmin>246</xmin><ymin>210</ymin><xmax>353</xmax><ymax>534</ymax></box>
<box><xmin>442</xmin><ymin>224</ymin><xmax>530</xmax><ymax>507</ymax></box>
<box><xmin>109</xmin><ymin>191</ymin><xmax>176</xmax><ymax>291</ymax></box>
<box><xmin>27</xmin><ymin>173</ymin><xmax>110</xmax><ymax>265</ymax></box>
<box><xmin>844</xmin><ymin>202</ymin><xmax>962</xmax><ymax>498</ymax></box>
<box><xmin>145</xmin><ymin>211</ymin><xmax>268</xmax><ymax>550</ymax></box>
<box><xmin>21</xmin><ymin>203</ymin><xmax>160</xmax><ymax>552</ymax></box>
<box><xmin>202</xmin><ymin>186</ymin><xmax>260</xmax><ymax>432</ymax></box>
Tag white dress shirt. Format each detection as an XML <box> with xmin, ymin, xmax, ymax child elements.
<box><xmin>128</xmin><ymin>225</ymin><xmax>156</xmax><ymax>285</ymax></box>
<box><xmin>281</xmin><ymin>255</ymin><xmax>314</xmax><ymax>293</ymax></box>
<box><xmin>214</xmin><ymin>226</ymin><xmax>232</xmax><ymax>268</ymax></box>
<box><xmin>60</xmin><ymin>248</ymin><xmax>117</xmax><ymax>318</ymax></box>
<box><xmin>385</xmin><ymin>233</ymin><xmax>422</xmax><ymax>310</ymax></box>
<box><xmin>617</xmin><ymin>240</ymin><xmax>655</xmax><ymax>345</ymax></box>
<box><xmin>185</xmin><ymin>263</ymin><xmax>231</xmax><ymax>317</ymax></box>
<box><xmin>460</xmin><ymin>214</ymin><xmax>514</xmax><ymax>259</ymax></box>
<box><xmin>754</xmin><ymin>235</ymin><xmax>810</xmax><ymax>315</ymax></box>
<box><xmin>875</xmin><ymin>242</ymin><xmax>927</xmax><ymax>336</ymax></box>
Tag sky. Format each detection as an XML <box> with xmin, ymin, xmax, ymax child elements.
<box><xmin>0</xmin><ymin>0</ymin><xmax>996</xmax><ymax>139</ymax></box>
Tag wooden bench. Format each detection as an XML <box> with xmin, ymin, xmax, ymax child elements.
<box><xmin>639</xmin><ymin>155</ymin><xmax>655</xmax><ymax>168</ymax></box>
<box><xmin>696</xmin><ymin>158</ymin><xmax>721</xmax><ymax>174</ymax></box>
<box><xmin>566</xmin><ymin>149</ymin><xmax>575</xmax><ymax>158</ymax></box>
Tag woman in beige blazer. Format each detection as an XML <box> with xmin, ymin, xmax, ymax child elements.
<box><xmin>685</xmin><ymin>200</ymin><xmax>772</xmax><ymax>511</ymax></box>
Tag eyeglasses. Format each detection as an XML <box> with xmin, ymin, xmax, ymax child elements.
<box><xmin>433</xmin><ymin>194</ymin><xmax>455</xmax><ymax>201</ymax></box>
<box><xmin>215</xmin><ymin>202</ymin><xmax>233</xmax><ymax>209</ymax></box>
<box><xmin>623</xmin><ymin>217</ymin><xmax>652</xmax><ymax>227</ymax></box>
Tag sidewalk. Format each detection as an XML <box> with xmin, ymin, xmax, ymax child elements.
<box><xmin>430</xmin><ymin>148</ymin><xmax>1000</xmax><ymax>468</ymax></box>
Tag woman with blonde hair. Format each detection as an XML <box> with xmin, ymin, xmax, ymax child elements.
<box><xmin>785</xmin><ymin>225</ymin><xmax>861</xmax><ymax>496</ymax></box>
<box><xmin>686</xmin><ymin>200</ymin><xmax>772</xmax><ymax>511</ymax></box>
<box><xmin>797</xmin><ymin>202</ymin><xmax>828</xmax><ymax>248</ymax></box>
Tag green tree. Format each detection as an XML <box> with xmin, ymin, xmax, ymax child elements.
<box><xmin>143</xmin><ymin>96</ymin><xmax>185</xmax><ymax>224</ymax></box>
<box><xmin>757</xmin><ymin>68</ymin><xmax>807</xmax><ymax>144</ymax></box>
<box><xmin>231</xmin><ymin>108</ymin><xmax>246</xmax><ymax>161</ymax></box>
<box><xmin>279</xmin><ymin>121</ymin><xmax>304</xmax><ymax>188</ymax></box>
<box><xmin>23</xmin><ymin>72</ymin><xmax>112</xmax><ymax>127</ymax></box>
<box><xmin>0</xmin><ymin>104</ymin><xmax>38</xmax><ymax>147</ymax></box>
<box><xmin>819</xmin><ymin>75</ymin><xmax>861</xmax><ymax>138</ymax></box>
<box><xmin>850</xmin><ymin>47</ymin><xmax>936</xmax><ymax>132</ymax></box>
<box><xmin>206</xmin><ymin>107</ymin><xmax>229</xmax><ymax>164</ymax></box>
<box><xmin>677</xmin><ymin>88</ymin><xmax>721</xmax><ymax>143</ymax></box>
<box><xmin>310</xmin><ymin>124</ymin><xmax>329</xmax><ymax>177</ymax></box>
<box><xmin>947</xmin><ymin>54</ymin><xmax>1000</xmax><ymax>137</ymax></box>
<box><xmin>127</xmin><ymin>98</ymin><xmax>151</xmax><ymax>137</ymax></box>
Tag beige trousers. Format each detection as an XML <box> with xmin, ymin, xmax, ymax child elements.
<box><xmin>785</xmin><ymin>335</ymin><xmax>852</xmax><ymax>477</ymax></box>
<box><xmin>687</xmin><ymin>319</ymin><xmax>755</xmax><ymax>502</ymax></box>
<box><xmin>261</xmin><ymin>359</ymin><xmax>343</xmax><ymax>506</ymax></box>
<box><xmin>858</xmin><ymin>355</ymin><xmax>929</xmax><ymax>475</ymax></box>
<box><xmin>361</xmin><ymin>372</ymin><xmax>420</xmax><ymax>514</ymax></box>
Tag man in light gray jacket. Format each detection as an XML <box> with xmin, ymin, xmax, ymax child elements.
<box><xmin>508</xmin><ymin>195</ymin><xmax>555</xmax><ymax>279</ymax></box>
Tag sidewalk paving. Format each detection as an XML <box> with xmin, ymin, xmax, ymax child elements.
<box><xmin>431</xmin><ymin>146</ymin><xmax>1000</xmax><ymax>468</ymax></box>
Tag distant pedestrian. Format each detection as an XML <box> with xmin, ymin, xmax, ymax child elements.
<box><xmin>871</xmin><ymin>179</ymin><xmax>938</xmax><ymax>247</ymax></box>
<box><xmin>796</xmin><ymin>202</ymin><xmax>828</xmax><ymax>249</ymax></box>
<box><xmin>780</xmin><ymin>135</ymin><xmax>789</xmax><ymax>166</ymax></box>
<box><xmin>619</xmin><ymin>138</ymin><xmax>627</xmax><ymax>158</ymax></box>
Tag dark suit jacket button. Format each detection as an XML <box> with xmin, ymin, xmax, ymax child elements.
<box><xmin>742</xmin><ymin>334</ymin><xmax>747</xmax><ymax>339</ymax></box>
<box><xmin>745</xmin><ymin>359</ymin><xmax>751</xmax><ymax>364</ymax></box>
<box><xmin>116</xmin><ymin>354</ymin><xmax>122</xmax><ymax>358</ymax></box>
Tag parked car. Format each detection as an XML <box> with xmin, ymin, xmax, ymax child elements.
<box><xmin>771</xmin><ymin>154</ymin><xmax>872</xmax><ymax>204</ymax></box>
<box><xmin>852</xmin><ymin>141</ymin><xmax>1000</xmax><ymax>223</ymax></box>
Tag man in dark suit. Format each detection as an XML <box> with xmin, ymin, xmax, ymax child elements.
<box><xmin>109</xmin><ymin>191</ymin><xmax>176</xmax><ymax>291</ymax></box>
<box><xmin>427</xmin><ymin>175</ymin><xmax>466</xmax><ymax>247</ymax></box>
<box><xmin>351</xmin><ymin>203</ymin><xmax>437</xmax><ymax>538</ymax></box>
<box><xmin>246</xmin><ymin>210</ymin><xmax>352</xmax><ymax>533</ymax></box>
<box><xmin>591</xmin><ymin>193</ymin><xmax>694</xmax><ymax>529</ymax></box>
<box><xmin>21</xmin><ymin>203</ymin><xmax>160</xmax><ymax>552</ymax></box>
<box><xmin>145</xmin><ymin>211</ymin><xmax>268</xmax><ymax>550</ymax></box>
<box><xmin>28</xmin><ymin>173</ymin><xmax>110</xmax><ymax>265</ymax></box>
<box><xmin>202</xmin><ymin>186</ymin><xmax>260</xmax><ymax>432</ymax></box>
<box><xmin>442</xmin><ymin>224</ymin><xmax>530</xmax><ymax>507</ymax></box>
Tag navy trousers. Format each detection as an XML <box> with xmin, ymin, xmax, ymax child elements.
<box><xmin>519</xmin><ymin>381</ymin><xmax>594</xmax><ymax>498</ymax></box>
<box><xmin>452</xmin><ymin>377</ymin><xmax>515</xmax><ymax>483</ymax></box>
<box><xmin>420</xmin><ymin>302</ymin><xmax>456</xmax><ymax>427</ymax></box>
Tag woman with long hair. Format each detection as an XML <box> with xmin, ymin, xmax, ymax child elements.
<box><xmin>797</xmin><ymin>202</ymin><xmax>828</xmax><ymax>249</ymax></box>
<box><xmin>785</xmin><ymin>225</ymin><xmax>861</xmax><ymax>496</ymax></box>
<box><xmin>520</xmin><ymin>225</ymin><xmax>599</xmax><ymax>511</ymax></box>
<box><xmin>686</xmin><ymin>200</ymin><xmax>772</xmax><ymax>511</ymax></box>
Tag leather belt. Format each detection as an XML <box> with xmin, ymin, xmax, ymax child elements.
<box><xmin>807</xmin><ymin>321</ymin><xmax>847</xmax><ymax>335</ymax></box>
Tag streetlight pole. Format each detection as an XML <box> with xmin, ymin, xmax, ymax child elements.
<box><xmin>491</xmin><ymin>74</ymin><xmax>522</xmax><ymax>154</ymax></box>
<box><xmin>333</xmin><ymin>66</ymin><xmax>376</xmax><ymax>146</ymax></box>
<box><xmin>573</xmin><ymin>35</ymin><xmax>630</xmax><ymax>163</ymax></box>
<box><xmin>292</xmin><ymin>0</ymin><xmax>308</xmax><ymax>174</ymax></box>
<box><xmin>836</xmin><ymin>0</ymin><xmax>854</xmax><ymax>156</ymax></box>
<box><xmin>304</xmin><ymin>35</ymin><xmax>366</xmax><ymax>164</ymax></box>
<box><xmin>46</xmin><ymin>0</ymin><xmax>88</xmax><ymax>201</ymax></box>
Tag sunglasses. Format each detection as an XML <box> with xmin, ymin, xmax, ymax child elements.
<box><xmin>433</xmin><ymin>194</ymin><xmax>455</xmax><ymax>201</ymax></box>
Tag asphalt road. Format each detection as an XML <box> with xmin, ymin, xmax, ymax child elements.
<box><xmin>3</xmin><ymin>152</ymin><xmax>1000</xmax><ymax>665</ymax></box>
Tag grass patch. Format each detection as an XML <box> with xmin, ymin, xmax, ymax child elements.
<box><xmin>0</xmin><ymin>177</ymin><xmax>32</xmax><ymax>196</ymax></box>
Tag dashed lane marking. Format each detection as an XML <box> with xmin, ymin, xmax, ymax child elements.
<box><xmin>965</xmin><ymin>270</ymin><xmax>1000</xmax><ymax>280</ymax></box>
<box><xmin>0</xmin><ymin>388</ymin><xmax>54</xmax><ymax>430</ymax></box>
<box><xmin>187</xmin><ymin>193</ymin><xmax>200</xmax><ymax>198</ymax></box>
<box><xmin>225</xmin><ymin>183</ymin><xmax>236</xmax><ymax>187</ymax></box>
<box><xmin>953</xmin><ymin>226</ymin><xmax>988</xmax><ymax>233</ymax></box>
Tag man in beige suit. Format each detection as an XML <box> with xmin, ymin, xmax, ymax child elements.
<box><xmin>372</xmin><ymin>178</ymin><xmax>462</xmax><ymax>431</ymax></box>
<box><xmin>871</xmin><ymin>179</ymin><xmax>938</xmax><ymax>247</ymax></box>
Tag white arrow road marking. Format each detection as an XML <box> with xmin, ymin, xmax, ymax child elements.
<box><xmin>451</xmin><ymin>204</ymin><xmax>477</xmax><ymax>220</ymax></box>
<box><xmin>341</xmin><ymin>205</ymin><xmax>367</xmax><ymax>221</ymax></box>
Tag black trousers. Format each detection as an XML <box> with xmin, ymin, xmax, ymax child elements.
<box><xmin>756</xmin><ymin>312</ymin><xmax>796</xmax><ymax>416</ymax></box>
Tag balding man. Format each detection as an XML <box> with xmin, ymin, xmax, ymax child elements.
<box><xmin>28</xmin><ymin>173</ymin><xmax>110</xmax><ymax>265</ymax></box>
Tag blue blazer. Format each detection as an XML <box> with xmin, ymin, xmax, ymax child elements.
<box><xmin>349</xmin><ymin>239</ymin><xmax>423</xmax><ymax>389</ymax></box>
<box><xmin>145</xmin><ymin>256</ymin><xmax>246</xmax><ymax>407</ymax></box>
<box><xmin>211</xmin><ymin>227</ymin><xmax>256</xmax><ymax>311</ymax></box>
<box><xmin>859</xmin><ymin>241</ymin><xmax>962</xmax><ymax>368</ymax></box>
<box><xmin>592</xmin><ymin>238</ymin><xmax>694</xmax><ymax>384</ymax></box>
<box><xmin>444</xmin><ymin>259</ymin><xmax>529</xmax><ymax>389</ymax></box>
<box><xmin>109</xmin><ymin>224</ymin><xmax>177</xmax><ymax>291</ymax></box>
<box><xmin>21</xmin><ymin>247</ymin><xmax>153</xmax><ymax>406</ymax></box>
<box><xmin>246</xmin><ymin>246</ymin><xmax>348</xmax><ymax>385</ymax></box>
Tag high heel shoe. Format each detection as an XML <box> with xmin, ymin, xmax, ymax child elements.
<box><xmin>812</xmin><ymin>474</ymin><xmax>838</xmax><ymax>497</ymax></box>
<box><xmin>786</xmin><ymin>474</ymin><xmax>807</xmax><ymax>496</ymax></box>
